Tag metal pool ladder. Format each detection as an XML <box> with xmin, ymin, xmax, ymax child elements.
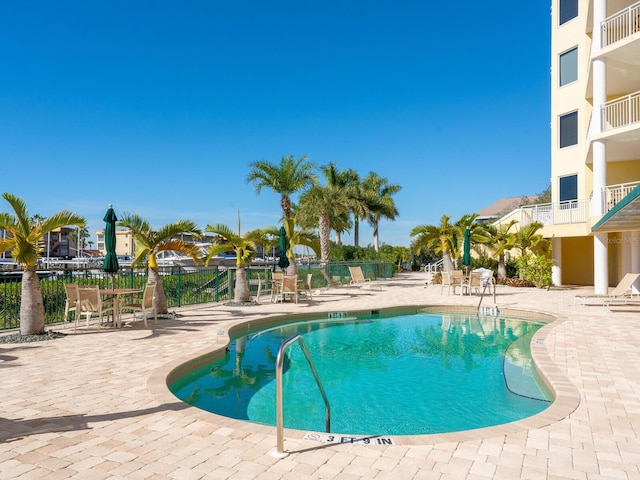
<box><xmin>274</xmin><ymin>335</ymin><xmax>331</xmax><ymax>456</ymax></box>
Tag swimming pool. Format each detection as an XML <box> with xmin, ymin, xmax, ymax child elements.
<box><xmin>169</xmin><ymin>309</ymin><xmax>553</xmax><ymax>436</ymax></box>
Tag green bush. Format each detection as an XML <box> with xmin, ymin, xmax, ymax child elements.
<box><xmin>515</xmin><ymin>252</ymin><xmax>552</xmax><ymax>288</ymax></box>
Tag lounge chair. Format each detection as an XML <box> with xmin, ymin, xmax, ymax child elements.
<box><xmin>573</xmin><ymin>273</ymin><xmax>640</xmax><ymax>305</ymax></box>
<box><xmin>320</xmin><ymin>269</ymin><xmax>353</xmax><ymax>291</ymax></box>
<box><xmin>348</xmin><ymin>266</ymin><xmax>382</xmax><ymax>290</ymax></box>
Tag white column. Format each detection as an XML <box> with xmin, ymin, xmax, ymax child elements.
<box><xmin>594</xmin><ymin>233</ymin><xmax>609</xmax><ymax>294</ymax></box>
<box><xmin>592</xmin><ymin>0</ymin><xmax>609</xmax><ymax>293</ymax></box>
<box><xmin>552</xmin><ymin>237</ymin><xmax>562</xmax><ymax>286</ymax></box>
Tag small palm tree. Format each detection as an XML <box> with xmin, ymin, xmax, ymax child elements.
<box><xmin>204</xmin><ymin>223</ymin><xmax>260</xmax><ymax>303</ymax></box>
<box><xmin>485</xmin><ymin>220</ymin><xmax>517</xmax><ymax>280</ymax></box>
<box><xmin>410</xmin><ymin>214</ymin><xmax>457</xmax><ymax>273</ymax></box>
<box><xmin>454</xmin><ymin>213</ymin><xmax>490</xmax><ymax>262</ymax></box>
<box><xmin>118</xmin><ymin>214</ymin><xmax>202</xmax><ymax>314</ymax></box>
<box><xmin>262</xmin><ymin>218</ymin><xmax>320</xmax><ymax>275</ymax></box>
<box><xmin>0</xmin><ymin>193</ymin><xmax>86</xmax><ymax>335</ymax></box>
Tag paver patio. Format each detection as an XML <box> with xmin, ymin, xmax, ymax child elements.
<box><xmin>1</xmin><ymin>271</ymin><xmax>639</xmax><ymax>479</ymax></box>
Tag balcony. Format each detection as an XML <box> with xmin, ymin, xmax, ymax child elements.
<box><xmin>601</xmin><ymin>1</ymin><xmax>640</xmax><ymax>48</ymax></box>
<box><xmin>602</xmin><ymin>180</ymin><xmax>640</xmax><ymax>212</ymax></box>
<box><xmin>518</xmin><ymin>201</ymin><xmax>589</xmax><ymax>227</ymax></box>
<box><xmin>601</xmin><ymin>90</ymin><xmax>640</xmax><ymax>131</ymax></box>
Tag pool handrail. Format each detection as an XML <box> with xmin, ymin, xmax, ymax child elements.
<box><xmin>275</xmin><ymin>334</ymin><xmax>330</xmax><ymax>455</ymax></box>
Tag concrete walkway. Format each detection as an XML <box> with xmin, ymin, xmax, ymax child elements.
<box><xmin>1</xmin><ymin>271</ymin><xmax>639</xmax><ymax>479</ymax></box>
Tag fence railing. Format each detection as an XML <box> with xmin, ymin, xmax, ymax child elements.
<box><xmin>601</xmin><ymin>1</ymin><xmax>640</xmax><ymax>47</ymax></box>
<box><xmin>603</xmin><ymin>180</ymin><xmax>640</xmax><ymax>213</ymax></box>
<box><xmin>0</xmin><ymin>261</ymin><xmax>392</xmax><ymax>330</ymax></box>
<box><xmin>601</xmin><ymin>90</ymin><xmax>640</xmax><ymax>132</ymax></box>
<box><xmin>518</xmin><ymin>200</ymin><xmax>589</xmax><ymax>227</ymax></box>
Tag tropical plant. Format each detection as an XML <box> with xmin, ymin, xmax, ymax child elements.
<box><xmin>117</xmin><ymin>213</ymin><xmax>202</xmax><ymax>314</ymax></box>
<box><xmin>362</xmin><ymin>172</ymin><xmax>401</xmax><ymax>252</ymax></box>
<box><xmin>297</xmin><ymin>163</ymin><xmax>353</xmax><ymax>263</ymax></box>
<box><xmin>516</xmin><ymin>251</ymin><xmax>553</xmax><ymax>288</ymax></box>
<box><xmin>0</xmin><ymin>193</ymin><xmax>86</xmax><ymax>335</ymax></box>
<box><xmin>484</xmin><ymin>220</ymin><xmax>517</xmax><ymax>280</ymax></box>
<box><xmin>246</xmin><ymin>154</ymin><xmax>317</xmax><ymax>221</ymax></box>
<box><xmin>453</xmin><ymin>214</ymin><xmax>490</xmax><ymax>261</ymax></box>
<box><xmin>204</xmin><ymin>223</ymin><xmax>261</xmax><ymax>303</ymax></box>
<box><xmin>262</xmin><ymin>218</ymin><xmax>320</xmax><ymax>274</ymax></box>
<box><xmin>410</xmin><ymin>214</ymin><xmax>457</xmax><ymax>272</ymax></box>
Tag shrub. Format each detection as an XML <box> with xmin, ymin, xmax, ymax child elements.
<box><xmin>515</xmin><ymin>252</ymin><xmax>552</xmax><ymax>288</ymax></box>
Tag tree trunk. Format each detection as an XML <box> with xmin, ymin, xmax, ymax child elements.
<box><xmin>498</xmin><ymin>254</ymin><xmax>507</xmax><ymax>280</ymax></box>
<box><xmin>20</xmin><ymin>267</ymin><xmax>46</xmax><ymax>335</ymax></box>
<box><xmin>442</xmin><ymin>250</ymin><xmax>455</xmax><ymax>273</ymax></box>
<box><xmin>148</xmin><ymin>268</ymin><xmax>168</xmax><ymax>314</ymax></box>
<box><xmin>354</xmin><ymin>215</ymin><xmax>360</xmax><ymax>247</ymax></box>
<box><xmin>286</xmin><ymin>256</ymin><xmax>298</xmax><ymax>276</ymax></box>
<box><xmin>335</xmin><ymin>231</ymin><xmax>342</xmax><ymax>245</ymax></box>
<box><xmin>373</xmin><ymin>219</ymin><xmax>379</xmax><ymax>252</ymax></box>
<box><xmin>234</xmin><ymin>266</ymin><xmax>251</xmax><ymax>303</ymax></box>
<box><xmin>319</xmin><ymin>211</ymin><xmax>331</xmax><ymax>263</ymax></box>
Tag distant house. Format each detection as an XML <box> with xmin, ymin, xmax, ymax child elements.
<box><xmin>476</xmin><ymin>196</ymin><xmax>540</xmax><ymax>224</ymax></box>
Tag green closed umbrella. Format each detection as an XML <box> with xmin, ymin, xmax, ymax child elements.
<box><xmin>461</xmin><ymin>227</ymin><xmax>472</xmax><ymax>270</ymax></box>
<box><xmin>277</xmin><ymin>226</ymin><xmax>289</xmax><ymax>271</ymax></box>
<box><xmin>102</xmin><ymin>204</ymin><xmax>119</xmax><ymax>287</ymax></box>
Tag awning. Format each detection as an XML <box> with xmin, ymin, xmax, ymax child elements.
<box><xmin>592</xmin><ymin>184</ymin><xmax>640</xmax><ymax>232</ymax></box>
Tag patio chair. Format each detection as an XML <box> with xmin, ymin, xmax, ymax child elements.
<box><xmin>441</xmin><ymin>270</ymin><xmax>465</xmax><ymax>295</ymax></box>
<box><xmin>464</xmin><ymin>271</ymin><xmax>484</xmax><ymax>296</ymax></box>
<box><xmin>573</xmin><ymin>273</ymin><xmax>640</xmax><ymax>305</ymax></box>
<box><xmin>74</xmin><ymin>285</ymin><xmax>116</xmax><ymax>332</ymax></box>
<box><xmin>348</xmin><ymin>266</ymin><xmax>382</xmax><ymax>290</ymax></box>
<box><xmin>270</xmin><ymin>272</ymin><xmax>284</xmax><ymax>302</ymax></box>
<box><xmin>122</xmin><ymin>282</ymin><xmax>157</xmax><ymax>327</ymax></box>
<box><xmin>278</xmin><ymin>275</ymin><xmax>299</xmax><ymax>303</ymax></box>
<box><xmin>63</xmin><ymin>283</ymin><xmax>79</xmax><ymax>325</ymax></box>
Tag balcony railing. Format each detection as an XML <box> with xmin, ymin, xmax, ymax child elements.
<box><xmin>601</xmin><ymin>90</ymin><xmax>640</xmax><ymax>131</ymax></box>
<box><xmin>518</xmin><ymin>200</ymin><xmax>588</xmax><ymax>227</ymax></box>
<box><xmin>601</xmin><ymin>1</ymin><xmax>640</xmax><ymax>47</ymax></box>
<box><xmin>602</xmin><ymin>180</ymin><xmax>640</xmax><ymax>213</ymax></box>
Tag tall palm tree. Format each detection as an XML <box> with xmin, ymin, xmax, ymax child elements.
<box><xmin>0</xmin><ymin>193</ymin><xmax>86</xmax><ymax>335</ymax></box>
<box><xmin>246</xmin><ymin>154</ymin><xmax>317</xmax><ymax>220</ymax></box>
<box><xmin>118</xmin><ymin>214</ymin><xmax>202</xmax><ymax>314</ymax></box>
<box><xmin>204</xmin><ymin>223</ymin><xmax>260</xmax><ymax>303</ymax></box>
<box><xmin>362</xmin><ymin>172</ymin><xmax>401</xmax><ymax>252</ymax></box>
<box><xmin>485</xmin><ymin>220</ymin><xmax>517</xmax><ymax>280</ymax></box>
<box><xmin>410</xmin><ymin>214</ymin><xmax>457</xmax><ymax>273</ymax></box>
<box><xmin>298</xmin><ymin>165</ymin><xmax>351</xmax><ymax>263</ymax></box>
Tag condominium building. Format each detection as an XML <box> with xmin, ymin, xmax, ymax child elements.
<box><xmin>505</xmin><ymin>0</ymin><xmax>640</xmax><ymax>292</ymax></box>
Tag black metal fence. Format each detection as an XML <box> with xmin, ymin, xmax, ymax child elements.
<box><xmin>0</xmin><ymin>261</ymin><xmax>392</xmax><ymax>330</ymax></box>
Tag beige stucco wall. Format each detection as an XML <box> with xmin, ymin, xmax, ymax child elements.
<box><xmin>561</xmin><ymin>235</ymin><xmax>594</xmax><ymax>285</ymax></box>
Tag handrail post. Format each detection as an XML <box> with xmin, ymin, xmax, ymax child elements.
<box><xmin>274</xmin><ymin>334</ymin><xmax>330</xmax><ymax>457</ymax></box>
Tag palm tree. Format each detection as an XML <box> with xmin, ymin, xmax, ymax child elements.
<box><xmin>484</xmin><ymin>220</ymin><xmax>517</xmax><ymax>280</ymax></box>
<box><xmin>362</xmin><ymin>172</ymin><xmax>401</xmax><ymax>252</ymax></box>
<box><xmin>204</xmin><ymin>223</ymin><xmax>260</xmax><ymax>303</ymax></box>
<box><xmin>410</xmin><ymin>215</ymin><xmax>457</xmax><ymax>273</ymax></box>
<box><xmin>0</xmin><ymin>193</ymin><xmax>86</xmax><ymax>335</ymax></box>
<box><xmin>453</xmin><ymin>213</ymin><xmax>490</xmax><ymax>262</ymax></box>
<box><xmin>118</xmin><ymin>214</ymin><xmax>202</xmax><ymax>314</ymax></box>
<box><xmin>246</xmin><ymin>154</ymin><xmax>317</xmax><ymax>221</ymax></box>
<box><xmin>262</xmin><ymin>218</ymin><xmax>320</xmax><ymax>274</ymax></box>
<box><xmin>298</xmin><ymin>165</ymin><xmax>352</xmax><ymax>263</ymax></box>
<box><xmin>514</xmin><ymin>221</ymin><xmax>549</xmax><ymax>279</ymax></box>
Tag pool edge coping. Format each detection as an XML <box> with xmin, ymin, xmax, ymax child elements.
<box><xmin>147</xmin><ymin>305</ymin><xmax>581</xmax><ymax>447</ymax></box>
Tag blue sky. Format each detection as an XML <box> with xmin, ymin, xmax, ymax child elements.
<box><xmin>0</xmin><ymin>1</ymin><xmax>551</xmax><ymax>248</ymax></box>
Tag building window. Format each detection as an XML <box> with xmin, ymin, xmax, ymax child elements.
<box><xmin>559</xmin><ymin>175</ymin><xmax>578</xmax><ymax>209</ymax></box>
<box><xmin>559</xmin><ymin>0</ymin><xmax>578</xmax><ymax>25</ymax></box>
<box><xmin>559</xmin><ymin>47</ymin><xmax>577</xmax><ymax>86</ymax></box>
<box><xmin>559</xmin><ymin>111</ymin><xmax>578</xmax><ymax>148</ymax></box>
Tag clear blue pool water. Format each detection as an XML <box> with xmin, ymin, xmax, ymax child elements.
<box><xmin>170</xmin><ymin>311</ymin><xmax>552</xmax><ymax>436</ymax></box>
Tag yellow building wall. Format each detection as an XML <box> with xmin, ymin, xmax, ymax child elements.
<box><xmin>607</xmin><ymin>161</ymin><xmax>640</xmax><ymax>185</ymax></box>
<box><xmin>561</xmin><ymin>236</ymin><xmax>593</xmax><ymax>285</ymax></box>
